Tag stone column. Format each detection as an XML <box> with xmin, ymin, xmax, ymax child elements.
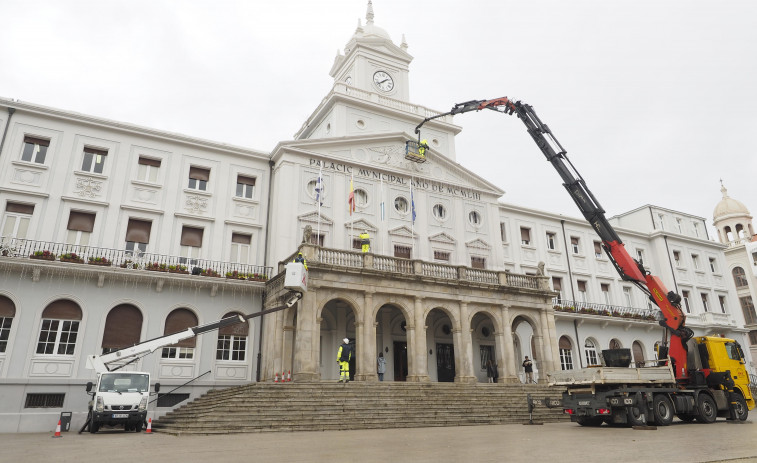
<box><xmin>455</xmin><ymin>301</ymin><xmax>476</xmax><ymax>383</ymax></box>
<box><xmin>497</xmin><ymin>304</ymin><xmax>518</xmax><ymax>383</ymax></box>
<box><xmin>539</xmin><ymin>307</ymin><xmax>558</xmax><ymax>377</ymax></box>
<box><xmin>293</xmin><ymin>289</ymin><xmax>318</xmax><ymax>381</ymax></box>
<box><xmin>271</xmin><ymin>309</ymin><xmax>284</xmax><ymax>381</ymax></box>
<box><xmin>407</xmin><ymin>296</ymin><xmax>429</xmax><ymax>382</ymax></box>
<box><xmin>356</xmin><ymin>291</ymin><xmax>377</xmax><ymax>381</ymax></box>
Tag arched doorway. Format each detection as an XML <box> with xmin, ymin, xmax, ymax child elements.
<box><xmin>632</xmin><ymin>340</ymin><xmax>645</xmax><ymax>367</ymax></box>
<box><xmin>426</xmin><ymin>308</ymin><xmax>455</xmax><ymax>382</ymax></box>
<box><xmin>319</xmin><ymin>299</ymin><xmax>357</xmax><ymax>381</ymax></box>
<box><xmin>512</xmin><ymin>315</ymin><xmax>537</xmax><ymax>382</ymax></box>
<box><xmin>471</xmin><ymin>311</ymin><xmax>497</xmax><ymax>382</ymax></box>
<box><xmin>375</xmin><ymin>304</ymin><xmax>408</xmax><ymax>381</ymax></box>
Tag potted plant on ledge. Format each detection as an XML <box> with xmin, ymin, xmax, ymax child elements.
<box><xmin>145</xmin><ymin>262</ymin><xmax>168</xmax><ymax>272</ymax></box>
<box><xmin>200</xmin><ymin>268</ymin><xmax>220</xmax><ymax>277</ymax></box>
<box><xmin>88</xmin><ymin>256</ymin><xmax>112</xmax><ymax>266</ymax></box>
<box><xmin>60</xmin><ymin>253</ymin><xmax>84</xmax><ymax>264</ymax></box>
<box><xmin>168</xmin><ymin>265</ymin><xmax>189</xmax><ymax>274</ymax></box>
<box><xmin>249</xmin><ymin>273</ymin><xmax>268</xmax><ymax>282</ymax></box>
<box><xmin>30</xmin><ymin>250</ymin><xmax>56</xmax><ymax>261</ymax></box>
<box><xmin>225</xmin><ymin>270</ymin><xmax>246</xmax><ymax>280</ymax></box>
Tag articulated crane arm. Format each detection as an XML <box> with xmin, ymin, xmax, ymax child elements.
<box><xmin>418</xmin><ymin>97</ymin><xmax>694</xmax><ymax>380</ymax></box>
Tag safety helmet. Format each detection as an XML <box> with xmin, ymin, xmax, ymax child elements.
<box><xmin>298</xmin><ymin>252</ymin><xmax>303</xmax><ymax>256</ymax></box>
<box><xmin>343</xmin><ymin>338</ymin><xmax>349</xmax><ymax>344</ymax></box>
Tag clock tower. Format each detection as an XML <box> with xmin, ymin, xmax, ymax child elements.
<box><xmin>329</xmin><ymin>1</ymin><xmax>413</xmax><ymax>101</ymax></box>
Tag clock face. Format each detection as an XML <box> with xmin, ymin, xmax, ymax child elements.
<box><xmin>373</xmin><ymin>71</ymin><xmax>394</xmax><ymax>92</ymax></box>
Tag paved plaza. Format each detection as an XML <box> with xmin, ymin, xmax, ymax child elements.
<box><xmin>1</xmin><ymin>418</ymin><xmax>756</xmax><ymax>463</ymax></box>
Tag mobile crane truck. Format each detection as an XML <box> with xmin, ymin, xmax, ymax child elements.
<box><xmin>414</xmin><ymin>98</ymin><xmax>754</xmax><ymax>426</ymax></box>
<box><xmin>81</xmin><ymin>263</ymin><xmax>306</xmax><ymax>433</ymax></box>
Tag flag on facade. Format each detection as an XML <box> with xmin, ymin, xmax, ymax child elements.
<box><xmin>380</xmin><ymin>176</ymin><xmax>385</xmax><ymax>221</ymax></box>
<box><xmin>315</xmin><ymin>164</ymin><xmax>324</xmax><ymax>206</ymax></box>
<box><xmin>348</xmin><ymin>173</ymin><xmax>355</xmax><ymax>216</ymax></box>
<box><xmin>410</xmin><ymin>179</ymin><xmax>416</xmax><ymax>223</ymax></box>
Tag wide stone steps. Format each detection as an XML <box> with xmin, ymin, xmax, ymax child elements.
<box><xmin>153</xmin><ymin>382</ymin><xmax>567</xmax><ymax>435</ymax></box>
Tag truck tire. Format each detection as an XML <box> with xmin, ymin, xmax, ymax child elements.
<box><xmin>576</xmin><ymin>416</ymin><xmax>604</xmax><ymax>427</ymax></box>
<box><xmin>651</xmin><ymin>394</ymin><xmax>674</xmax><ymax>426</ymax></box>
<box><xmin>732</xmin><ymin>394</ymin><xmax>749</xmax><ymax>421</ymax></box>
<box><xmin>87</xmin><ymin>411</ymin><xmax>98</xmax><ymax>434</ymax></box>
<box><xmin>626</xmin><ymin>405</ymin><xmax>646</xmax><ymax>426</ymax></box>
<box><xmin>695</xmin><ymin>393</ymin><xmax>717</xmax><ymax>424</ymax></box>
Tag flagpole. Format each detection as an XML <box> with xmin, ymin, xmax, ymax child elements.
<box><xmin>410</xmin><ymin>176</ymin><xmax>414</xmax><ymax>258</ymax></box>
<box><xmin>380</xmin><ymin>175</ymin><xmax>384</xmax><ymax>256</ymax></box>
<box><xmin>316</xmin><ymin>164</ymin><xmax>323</xmax><ymax>244</ymax></box>
<box><xmin>350</xmin><ymin>171</ymin><xmax>354</xmax><ymax>250</ymax></box>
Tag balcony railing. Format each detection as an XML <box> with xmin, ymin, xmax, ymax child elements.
<box><xmin>552</xmin><ymin>298</ymin><xmax>657</xmax><ymax>321</ymax></box>
<box><xmin>281</xmin><ymin>245</ymin><xmax>549</xmax><ymax>292</ymax></box>
<box><xmin>0</xmin><ymin>237</ymin><xmax>272</xmax><ymax>282</ymax></box>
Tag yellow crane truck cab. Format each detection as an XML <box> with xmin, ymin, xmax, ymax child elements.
<box><xmin>692</xmin><ymin>336</ymin><xmax>754</xmax><ymax>413</ymax></box>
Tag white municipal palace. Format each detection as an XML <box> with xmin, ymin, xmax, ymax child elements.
<box><xmin>1</xmin><ymin>2</ymin><xmax>756</xmax><ymax>432</ymax></box>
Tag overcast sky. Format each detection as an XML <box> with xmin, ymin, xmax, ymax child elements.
<box><xmin>2</xmin><ymin>0</ymin><xmax>755</xmax><ymax>239</ymax></box>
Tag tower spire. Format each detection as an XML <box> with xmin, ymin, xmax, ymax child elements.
<box><xmin>366</xmin><ymin>0</ymin><xmax>375</xmax><ymax>25</ymax></box>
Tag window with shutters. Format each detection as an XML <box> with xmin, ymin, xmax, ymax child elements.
<box><xmin>594</xmin><ymin>241</ymin><xmax>602</xmax><ymax>258</ymax></box>
<box><xmin>230</xmin><ymin>233</ymin><xmax>252</xmax><ymax>264</ymax></box>
<box><xmin>673</xmin><ymin>250</ymin><xmax>681</xmax><ymax>267</ymax></box>
<box><xmin>623</xmin><ymin>287</ymin><xmax>633</xmax><ymax>307</ymax></box>
<box><xmin>682</xmin><ymin>290</ymin><xmax>691</xmax><ymax>313</ymax></box>
<box><xmin>732</xmin><ymin>267</ymin><xmax>748</xmax><ymax>288</ymax></box>
<box><xmin>601</xmin><ymin>283</ymin><xmax>611</xmax><ymax>305</ymax></box>
<box><xmin>81</xmin><ymin>147</ymin><xmax>107</xmax><ymax>174</ymax></box>
<box><xmin>558</xmin><ymin>336</ymin><xmax>573</xmax><ymax>370</ymax></box>
<box><xmin>394</xmin><ymin>245</ymin><xmax>411</xmax><ymax>259</ymax></box>
<box><xmin>1</xmin><ymin>202</ymin><xmax>34</xmax><ymax>240</ymax></box>
<box><xmin>236</xmin><ymin>175</ymin><xmax>255</xmax><ymax>199</ymax></box>
<box><xmin>216</xmin><ymin>312</ymin><xmax>248</xmax><ymax>361</ymax></box>
<box><xmin>179</xmin><ymin>226</ymin><xmax>203</xmax><ymax>266</ymax></box>
<box><xmin>65</xmin><ymin>211</ymin><xmax>95</xmax><ymax>246</ymax></box>
<box><xmin>21</xmin><ymin>136</ymin><xmax>49</xmax><ymax>164</ymax></box>
<box><xmin>137</xmin><ymin>157</ymin><xmax>161</xmax><ymax>183</ymax></box>
<box><xmin>584</xmin><ymin>339</ymin><xmax>599</xmax><ymax>366</ymax></box>
<box><xmin>0</xmin><ymin>295</ymin><xmax>15</xmax><ymax>353</ymax></box>
<box><xmin>740</xmin><ymin>297</ymin><xmax>756</xmax><ymax>325</ymax></box>
<box><xmin>161</xmin><ymin>309</ymin><xmax>198</xmax><ymax>359</ymax></box>
<box><xmin>124</xmin><ymin>218</ymin><xmax>152</xmax><ymax>255</ymax></box>
<box><xmin>749</xmin><ymin>331</ymin><xmax>757</xmax><ymax>346</ymax></box>
<box><xmin>471</xmin><ymin>256</ymin><xmax>486</xmax><ymax>269</ymax></box>
<box><xmin>577</xmin><ymin>280</ymin><xmax>587</xmax><ymax>302</ymax></box>
<box><xmin>434</xmin><ymin>250</ymin><xmax>450</xmax><ymax>262</ymax></box>
<box><xmin>101</xmin><ymin>304</ymin><xmax>142</xmax><ymax>354</ymax></box>
<box><xmin>691</xmin><ymin>254</ymin><xmax>701</xmax><ymax>270</ymax></box>
<box><xmin>188</xmin><ymin>166</ymin><xmax>210</xmax><ymax>191</ymax></box>
<box><xmin>570</xmin><ymin>236</ymin><xmax>580</xmax><ymax>255</ymax></box>
<box><xmin>520</xmin><ymin>227</ymin><xmax>531</xmax><ymax>246</ymax></box>
<box><xmin>546</xmin><ymin>232</ymin><xmax>556</xmax><ymax>250</ymax></box>
<box><xmin>36</xmin><ymin>300</ymin><xmax>82</xmax><ymax>356</ymax></box>
<box><xmin>552</xmin><ymin>277</ymin><xmax>562</xmax><ymax>301</ymax></box>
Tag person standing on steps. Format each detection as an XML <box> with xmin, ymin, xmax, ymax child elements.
<box><xmin>486</xmin><ymin>359</ymin><xmax>497</xmax><ymax>383</ymax></box>
<box><xmin>377</xmin><ymin>352</ymin><xmax>386</xmax><ymax>381</ymax></box>
<box><xmin>337</xmin><ymin>338</ymin><xmax>352</xmax><ymax>383</ymax></box>
<box><xmin>523</xmin><ymin>356</ymin><xmax>534</xmax><ymax>384</ymax></box>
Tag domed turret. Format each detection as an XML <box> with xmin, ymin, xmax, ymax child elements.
<box><xmin>712</xmin><ymin>181</ymin><xmax>754</xmax><ymax>244</ymax></box>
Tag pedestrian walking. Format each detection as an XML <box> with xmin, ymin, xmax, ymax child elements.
<box><xmin>377</xmin><ymin>352</ymin><xmax>386</xmax><ymax>381</ymax></box>
<box><xmin>337</xmin><ymin>338</ymin><xmax>352</xmax><ymax>383</ymax></box>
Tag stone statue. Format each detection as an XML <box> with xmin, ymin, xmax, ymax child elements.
<box><xmin>302</xmin><ymin>225</ymin><xmax>312</xmax><ymax>244</ymax></box>
<box><xmin>536</xmin><ymin>261</ymin><xmax>546</xmax><ymax>276</ymax></box>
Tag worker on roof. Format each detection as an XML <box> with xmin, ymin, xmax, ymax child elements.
<box><xmin>293</xmin><ymin>252</ymin><xmax>308</xmax><ymax>270</ymax></box>
<box><xmin>418</xmin><ymin>139</ymin><xmax>429</xmax><ymax>157</ymax></box>
<box><xmin>360</xmin><ymin>230</ymin><xmax>370</xmax><ymax>253</ymax></box>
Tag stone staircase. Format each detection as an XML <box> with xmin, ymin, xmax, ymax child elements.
<box><xmin>153</xmin><ymin>382</ymin><xmax>569</xmax><ymax>435</ymax></box>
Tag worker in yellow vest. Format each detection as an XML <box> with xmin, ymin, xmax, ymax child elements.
<box><xmin>418</xmin><ymin>139</ymin><xmax>429</xmax><ymax>157</ymax></box>
<box><xmin>337</xmin><ymin>338</ymin><xmax>352</xmax><ymax>383</ymax></box>
<box><xmin>360</xmin><ymin>230</ymin><xmax>370</xmax><ymax>253</ymax></box>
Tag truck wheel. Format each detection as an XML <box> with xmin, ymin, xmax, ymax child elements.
<box><xmin>732</xmin><ymin>394</ymin><xmax>749</xmax><ymax>421</ymax></box>
<box><xmin>576</xmin><ymin>416</ymin><xmax>604</xmax><ymax>427</ymax></box>
<box><xmin>89</xmin><ymin>420</ymin><xmax>99</xmax><ymax>434</ymax></box>
<box><xmin>652</xmin><ymin>394</ymin><xmax>674</xmax><ymax>426</ymax></box>
<box><xmin>626</xmin><ymin>405</ymin><xmax>646</xmax><ymax>426</ymax></box>
<box><xmin>696</xmin><ymin>394</ymin><xmax>717</xmax><ymax>423</ymax></box>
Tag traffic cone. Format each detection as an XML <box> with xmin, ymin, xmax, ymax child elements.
<box><xmin>274</xmin><ymin>372</ymin><xmax>279</xmax><ymax>383</ymax></box>
<box><xmin>52</xmin><ymin>419</ymin><xmax>62</xmax><ymax>438</ymax></box>
<box><xmin>145</xmin><ymin>418</ymin><xmax>153</xmax><ymax>434</ymax></box>
<box><xmin>287</xmin><ymin>370</ymin><xmax>291</xmax><ymax>382</ymax></box>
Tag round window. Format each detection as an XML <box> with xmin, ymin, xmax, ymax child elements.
<box><xmin>307</xmin><ymin>179</ymin><xmax>326</xmax><ymax>200</ymax></box>
<box><xmin>394</xmin><ymin>196</ymin><xmax>408</xmax><ymax>214</ymax></box>
<box><xmin>433</xmin><ymin>204</ymin><xmax>446</xmax><ymax>220</ymax></box>
<box><xmin>469</xmin><ymin>210</ymin><xmax>482</xmax><ymax>226</ymax></box>
<box><xmin>354</xmin><ymin>188</ymin><xmax>368</xmax><ymax>208</ymax></box>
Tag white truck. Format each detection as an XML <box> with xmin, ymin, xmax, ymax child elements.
<box><xmin>81</xmin><ymin>267</ymin><xmax>305</xmax><ymax>434</ymax></box>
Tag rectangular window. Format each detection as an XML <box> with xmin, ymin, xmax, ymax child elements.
<box><xmin>577</xmin><ymin>280</ymin><xmax>587</xmax><ymax>302</ymax></box>
<box><xmin>749</xmin><ymin>331</ymin><xmax>757</xmax><ymax>346</ymax></box>
<box><xmin>307</xmin><ymin>232</ymin><xmax>324</xmax><ymax>246</ymax></box>
<box><xmin>701</xmin><ymin>293</ymin><xmax>709</xmax><ymax>312</ymax></box>
<box><xmin>570</xmin><ymin>237</ymin><xmax>580</xmax><ymax>255</ymax></box>
<box><xmin>740</xmin><ymin>296</ymin><xmax>756</xmax><ymax>325</ymax></box>
<box><xmin>594</xmin><ymin>241</ymin><xmax>602</xmax><ymax>258</ymax></box>
<box><xmin>560</xmin><ymin>348</ymin><xmax>573</xmax><ymax>371</ymax></box>
<box><xmin>434</xmin><ymin>250</ymin><xmax>450</xmax><ymax>262</ymax></box>
<box><xmin>24</xmin><ymin>393</ymin><xmax>64</xmax><ymax>408</ymax></box>
<box><xmin>709</xmin><ymin>258</ymin><xmax>717</xmax><ymax>273</ymax></box>
<box><xmin>2</xmin><ymin>202</ymin><xmax>34</xmax><ymax>239</ymax></box>
<box><xmin>520</xmin><ymin>227</ymin><xmax>531</xmax><ymax>246</ymax></box>
<box><xmin>36</xmin><ymin>319</ymin><xmax>79</xmax><ymax>355</ymax></box>
<box><xmin>471</xmin><ymin>256</ymin><xmax>486</xmax><ymax>269</ymax></box>
<box><xmin>682</xmin><ymin>290</ymin><xmax>691</xmax><ymax>313</ymax></box>
<box><xmin>236</xmin><ymin>175</ymin><xmax>256</xmax><ymax>199</ymax></box>
<box><xmin>718</xmin><ymin>295</ymin><xmax>727</xmax><ymax>314</ymax></box>
<box><xmin>692</xmin><ymin>254</ymin><xmax>700</xmax><ymax>270</ymax></box>
<box><xmin>500</xmin><ymin>222</ymin><xmax>507</xmax><ymax>242</ymax></box>
<box><xmin>673</xmin><ymin>251</ymin><xmax>681</xmax><ymax>267</ymax></box>
<box><xmin>21</xmin><ymin>136</ymin><xmax>49</xmax><ymax>164</ymax></box>
<box><xmin>230</xmin><ymin>233</ymin><xmax>251</xmax><ymax>264</ymax></box>
<box><xmin>601</xmin><ymin>283</ymin><xmax>611</xmax><ymax>305</ymax></box>
<box><xmin>179</xmin><ymin>226</ymin><xmax>203</xmax><ymax>266</ymax></box>
<box><xmin>636</xmin><ymin>249</ymin><xmax>645</xmax><ymax>265</ymax></box>
<box><xmin>137</xmin><ymin>157</ymin><xmax>161</xmax><ymax>183</ymax></box>
<box><xmin>693</xmin><ymin>222</ymin><xmax>700</xmax><ymax>237</ymax></box>
<box><xmin>552</xmin><ymin>277</ymin><xmax>562</xmax><ymax>301</ymax></box>
<box><xmin>546</xmin><ymin>232</ymin><xmax>556</xmax><ymax>250</ymax></box>
<box><xmin>188</xmin><ymin>166</ymin><xmax>210</xmax><ymax>191</ymax></box>
<box><xmin>658</xmin><ymin>213</ymin><xmax>665</xmax><ymax>230</ymax></box>
<box><xmin>66</xmin><ymin>211</ymin><xmax>95</xmax><ymax>246</ymax></box>
<box><xmin>676</xmin><ymin>218</ymin><xmax>683</xmax><ymax>233</ymax></box>
<box><xmin>216</xmin><ymin>335</ymin><xmax>247</xmax><ymax>361</ymax></box>
<box><xmin>394</xmin><ymin>245</ymin><xmax>411</xmax><ymax>259</ymax></box>
<box><xmin>0</xmin><ymin>316</ymin><xmax>13</xmax><ymax>353</ymax></box>
<box><xmin>81</xmin><ymin>147</ymin><xmax>107</xmax><ymax>174</ymax></box>
<box><xmin>160</xmin><ymin>347</ymin><xmax>194</xmax><ymax>359</ymax></box>
<box><xmin>623</xmin><ymin>287</ymin><xmax>633</xmax><ymax>307</ymax></box>
<box><xmin>125</xmin><ymin>218</ymin><xmax>152</xmax><ymax>255</ymax></box>
<box><xmin>351</xmin><ymin>238</ymin><xmax>361</xmax><ymax>250</ymax></box>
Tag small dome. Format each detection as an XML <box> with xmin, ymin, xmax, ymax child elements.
<box><xmin>356</xmin><ymin>0</ymin><xmax>392</xmax><ymax>41</ymax></box>
<box><xmin>713</xmin><ymin>183</ymin><xmax>750</xmax><ymax>220</ymax></box>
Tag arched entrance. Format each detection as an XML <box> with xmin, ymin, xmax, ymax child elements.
<box><xmin>470</xmin><ymin>311</ymin><xmax>497</xmax><ymax>383</ymax></box>
<box><xmin>375</xmin><ymin>304</ymin><xmax>408</xmax><ymax>381</ymax></box>
<box><xmin>512</xmin><ymin>315</ymin><xmax>537</xmax><ymax>382</ymax></box>
<box><xmin>319</xmin><ymin>299</ymin><xmax>357</xmax><ymax>381</ymax></box>
<box><xmin>426</xmin><ymin>308</ymin><xmax>455</xmax><ymax>382</ymax></box>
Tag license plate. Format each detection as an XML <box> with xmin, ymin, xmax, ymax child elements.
<box><xmin>112</xmin><ymin>413</ymin><xmax>128</xmax><ymax>418</ymax></box>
